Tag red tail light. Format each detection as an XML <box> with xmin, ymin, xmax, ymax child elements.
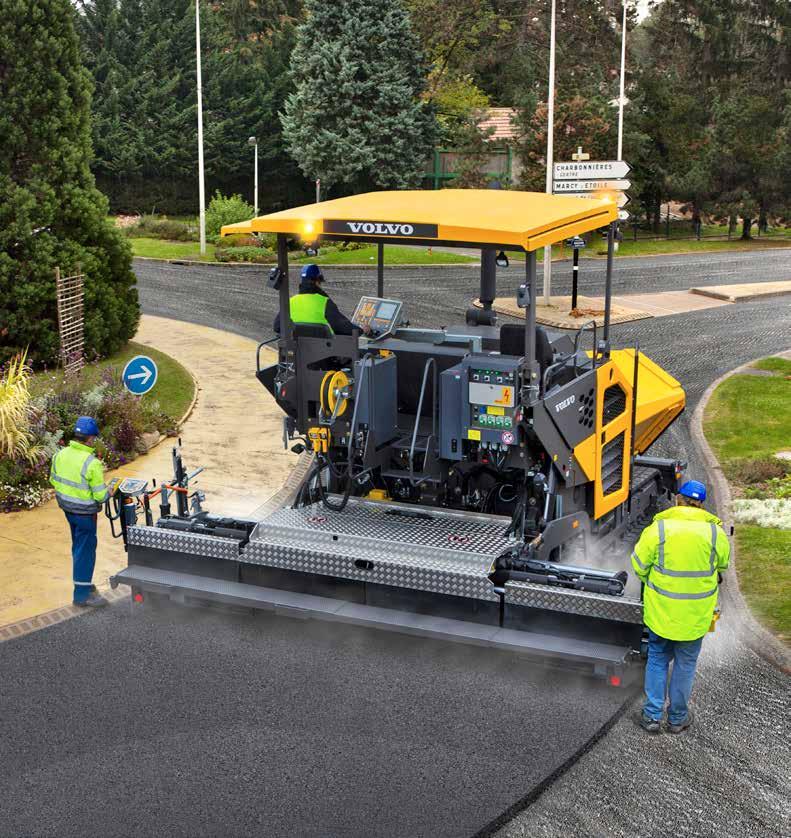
<box><xmin>608</xmin><ymin>674</ymin><xmax>622</xmax><ymax>687</ymax></box>
<box><xmin>133</xmin><ymin>592</ymin><xmax>144</xmax><ymax>604</ymax></box>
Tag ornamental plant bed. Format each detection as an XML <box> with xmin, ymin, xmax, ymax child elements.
<box><xmin>703</xmin><ymin>356</ymin><xmax>791</xmax><ymax>641</ymax></box>
<box><xmin>0</xmin><ymin>343</ymin><xmax>195</xmax><ymax>512</ymax></box>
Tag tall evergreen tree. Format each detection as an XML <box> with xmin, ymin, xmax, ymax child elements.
<box><xmin>281</xmin><ymin>0</ymin><xmax>437</xmax><ymax>193</ymax></box>
<box><xmin>0</xmin><ymin>0</ymin><xmax>138</xmax><ymax>366</ymax></box>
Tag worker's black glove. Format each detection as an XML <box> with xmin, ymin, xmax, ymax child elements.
<box><xmin>717</xmin><ymin>572</ymin><xmax>723</xmax><ymax>585</ymax></box>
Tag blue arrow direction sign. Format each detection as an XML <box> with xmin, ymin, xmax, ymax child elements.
<box><xmin>122</xmin><ymin>355</ymin><xmax>158</xmax><ymax>396</ymax></box>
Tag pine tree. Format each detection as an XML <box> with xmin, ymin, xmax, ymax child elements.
<box><xmin>0</xmin><ymin>0</ymin><xmax>139</xmax><ymax>366</ymax></box>
<box><xmin>281</xmin><ymin>0</ymin><xmax>437</xmax><ymax>193</ymax></box>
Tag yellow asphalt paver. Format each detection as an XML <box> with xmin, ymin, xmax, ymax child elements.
<box><xmin>0</xmin><ymin>315</ymin><xmax>295</xmax><ymax>628</ymax></box>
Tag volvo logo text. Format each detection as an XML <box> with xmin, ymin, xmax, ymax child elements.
<box><xmin>555</xmin><ymin>395</ymin><xmax>576</xmax><ymax>413</ymax></box>
<box><xmin>347</xmin><ymin>221</ymin><xmax>414</xmax><ymax>235</ymax></box>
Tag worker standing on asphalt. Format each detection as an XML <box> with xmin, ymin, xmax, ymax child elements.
<box><xmin>273</xmin><ymin>263</ymin><xmax>369</xmax><ymax>336</ymax></box>
<box><xmin>631</xmin><ymin>480</ymin><xmax>730</xmax><ymax>734</ymax></box>
<box><xmin>50</xmin><ymin>416</ymin><xmax>110</xmax><ymax>608</ymax></box>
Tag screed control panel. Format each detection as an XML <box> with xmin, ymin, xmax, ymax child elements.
<box><xmin>468</xmin><ymin>365</ymin><xmax>518</xmax><ymax>433</ymax></box>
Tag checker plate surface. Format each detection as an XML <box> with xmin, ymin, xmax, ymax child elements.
<box><xmin>127</xmin><ymin>526</ymin><xmax>240</xmax><ymax>560</ymax></box>
<box><xmin>241</xmin><ymin>499</ymin><xmax>515</xmax><ymax>602</ymax></box>
<box><xmin>505</xmin><ymin>579</ymin><xmax>644</xmax><ymax>624</ymax></box>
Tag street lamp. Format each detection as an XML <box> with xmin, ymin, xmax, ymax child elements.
<box><xmin>248</xmin><ymin>136</ymin><xmax>258</xmax><ymax>217</ymax></box>
<box><xmin>195</xmin><ymin>0</ymin><xmax>206</xmax><ymax>255</ymax></box>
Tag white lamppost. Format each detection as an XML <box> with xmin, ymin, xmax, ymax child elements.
<box><xmin>195</xmin><ymin>0</ymin><xmax>206</xmax><ymax>255</ymax></box>
<box><xmin>543</xmin><ymin>0</ymin><xmax>557</xmax><ymax>305</ymax></box>
<box><xmin>248</xmin><ymin>136</ymin><xmax>258</xmax><ymax>216</ymax></box>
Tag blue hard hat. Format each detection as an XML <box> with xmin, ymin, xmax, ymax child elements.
<box><xmin>74</xmin><ymin>416</ymin><xmax>99</xmax><ymax>437</ymax></box>
<box><xmin>679</xmin><ymin>480</ymin><xmax>706</xmax><ymax>502</ymax></box>
<box><xmin>301</xmin><ymin>263</ymin><xmax>323</xmax><ymax>281</ymax></box>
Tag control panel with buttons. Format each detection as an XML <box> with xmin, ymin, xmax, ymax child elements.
<box><xmin>467</xmin><ymin>363</ymin><xmax>520</xmax><ymax>440</ymax></box>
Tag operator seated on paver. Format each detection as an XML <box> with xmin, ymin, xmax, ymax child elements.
<box><xmin>273</xmin><ymin>263</ymin><xmax>370</xmax><ymax>336</ymax></box>
<box><xmin>631</xmin><ymin>480</ymin><xmax>730</xmax><ymax>734</ymax></box>
<box><xmin>49</xmin><ymin>416</ymin><xmax>110</xmax><ymax>608</ymax></box>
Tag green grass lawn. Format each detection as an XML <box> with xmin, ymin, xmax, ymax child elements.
<box><xmin>130</xmin><ymin>237</ymin><xmax>477</xmax><ymax>265</ymax></box>
<box><xmin>735</xmin><ymin>525</ymin><xmax>791</xmax><ymax>644</ymax></box>
<box><xmin>129</xmin><ymin>237</ymin><xmax>215</xmax><ymax>262</ymax></box>
<box><xmin>589</xmin><ymin>237</ymin><xmax>791</xmax><ymax>258</ymax></box>
<box><xmin>32</xmin><ymin>341</ymin><xmax>195</xmax><ymax>422</ymax></box>
<box><xmin>292</xmin><ymin>245</ymin><xmax>477</xmax><ymax>265</ymax></box>
<box><xmin>703</xmin><ymin>357</ymin><xmax>791</xmax><ymax>641</ymax></box>
<box><xmin>703</xmin><ymin>358</ymin><xmax>791</xmax><ymax>466</ymax></box>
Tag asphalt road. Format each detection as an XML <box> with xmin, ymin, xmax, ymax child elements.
<box><xmin>131</xmin><ymin>248</ymin><xmax>791</xmax><ymax>343</ymax></box>
<box><xmin>1</xmin><ymin>252</ymin><xmax>789</xmax><ymax>837</ymax></box>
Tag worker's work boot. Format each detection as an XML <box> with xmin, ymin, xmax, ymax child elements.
<box><xmin>667</xmin><ymin>712</ymin><xmax>694</xmax><ymax>734</ymax></box>
<box><xmin>639</xmin><ymin>714</ymin><xmax>662</xmax><ymax>734</ymax></box>
<box><xmin>73</xmin><ymin>593</ymin><xmax>108</xmax><ymax>608</ymax></box>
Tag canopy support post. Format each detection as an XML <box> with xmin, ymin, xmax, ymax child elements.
<box><xmin>480</xmin><ymin>248</ymin><xmax>497</xmax><ymax>314</ymax></box>
<box><xmin>603</xmin><ymin>222</ymin><xmax>614</xmax><ymax>343</ymax></box>
<box><xmin>377</xmin><ymin>242</ymin><xmax>384</xmax><ymax>297</ymax></box>
<box><xmin>524</xmin><ymin>251</ymin><xmax>538</xmax><ymax>401</ymax></box>
<box><xmin>277</xmin><ymin>234</ymin><xmax>291</xmax><ymax>340</ymax></box>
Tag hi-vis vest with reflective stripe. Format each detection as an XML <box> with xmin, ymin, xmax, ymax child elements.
<box><xmin>50</xmin><ymin>440</ymin><xmax>109</xmax><ymax>515</ymax></box>
<box><xmin>631</xmin><ymin>505</ymin><xmax>730</xmax><ymax>641</ymax></box>
<box><xmin>290</xmin><ymin>293</ymin><xmax>333</xmax><ymax>333</ymax></box>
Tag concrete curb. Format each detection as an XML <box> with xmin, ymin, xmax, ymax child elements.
<box><xmin>0</xmin><ymin>587</ymin><xmax>128</xmax><ymax>643</ymax></box>
<box><xmin>133</xmin><ymin>256</ymin><xmax>479</xmax><ymax>269</ymax></box>
<box><xmin>689</xmin><ymin>350</ymin><xmax>791</xmax><ymax>674</ymax></box>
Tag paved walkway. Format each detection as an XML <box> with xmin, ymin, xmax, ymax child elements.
<box><xmin>0</xmin><ymin>316</ymin><xmax>296</xmax><ymax>628</ymax></box>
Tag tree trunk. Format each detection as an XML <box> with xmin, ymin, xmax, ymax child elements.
<box><xmin>741</xmin><ymin>216</ymin><xmax>752</xmax><ymax>240</ymax></box>
<box><xmin>759</xmin><ymin>207</ymin><xmax>768</xmax><ymax>233</ymax></box>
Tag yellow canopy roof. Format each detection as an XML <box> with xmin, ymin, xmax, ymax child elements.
<box><xmin>221</xmin><ymin>189</ymin><xmax>617</xmax><ymax>251</ymax></box>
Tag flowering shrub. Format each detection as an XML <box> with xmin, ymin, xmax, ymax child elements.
<box><xmin>732</xmin><ymin>499</ymin><xmax>791</xmax><ymax>531</ymax></box>
<box><xmin>743</xmin><ymin>473</ymin><xmax>791</xmax><ymax>500</ymax></box>
<box><xmin>0</xmin><ymin>361</ymin><xmax>176</xmax><ymax>512</ymax></box>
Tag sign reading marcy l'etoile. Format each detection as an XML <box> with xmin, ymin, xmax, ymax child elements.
<box><xmin>323</xmin><ymin>219</ymin><xmax>438</xmax><ymax>237</ymax></box>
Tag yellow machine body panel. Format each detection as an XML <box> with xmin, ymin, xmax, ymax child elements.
<box><xmin>220</xmin><ymin>189</ymin><xmax>617</xmax><ymax>251</ymax></box>
<box><xmin>573</xmin><ymin>350</ymin><xmax>685</xmax><ymax>520</ymax></box>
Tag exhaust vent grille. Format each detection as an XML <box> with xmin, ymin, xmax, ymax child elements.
<box><xmin>601</xmin><ymin>431</ymin><xmax>625</xmax><ymax>496</ymax></box>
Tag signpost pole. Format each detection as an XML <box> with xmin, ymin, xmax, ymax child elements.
<box><xmin>542</xmin><ymin>0</ymin><xmax>557</xmax><ymax>306</ymax></box>
<box><xmin>617</xmin><ymin>2</ymin><xmax>627</xmax><ymax>162</ymax></box>
<box><xmin>571</xmin><ymin>246</ymin><xmax>580</xmax><ymax>310</ymax></box>
<box><xmin>603</xmin><ymin>223</ymin><xmax>615</xmax><ymax>343</ymax></box>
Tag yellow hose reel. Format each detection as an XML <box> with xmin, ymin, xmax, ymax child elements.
<box><xmin>320</xmin><ymin>370</ymin><xmax>350</xmax><ymax>420</ymax></box>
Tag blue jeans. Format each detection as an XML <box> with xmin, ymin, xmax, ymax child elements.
<box><xmin>643</xmin><ymin>630</ymin><xmax>704</xmax><ymax>724</ymax></box>
<box><xmin>65</xmin><ymin>512</ymin><xmax>98</xmax><ymax>603</ymax></box>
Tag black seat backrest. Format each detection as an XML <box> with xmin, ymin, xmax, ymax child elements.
<box><xmin>499</xmin><ymin>324</ymin><xmax>554</xmax><ymax>372</ymax></box>
<box><xmin>293</xmin><ymin>322</ymin><xmax>334</xmax><ymax>339</ymax></box>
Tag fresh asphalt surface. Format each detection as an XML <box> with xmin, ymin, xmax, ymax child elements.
<box><xmin>1</xmin><ymin>250</ymin><xmax>789</xmax><ymax>837</ymax></box>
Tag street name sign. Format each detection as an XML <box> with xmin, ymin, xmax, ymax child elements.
<box><xmin>122</xmin><ymin>355</ymin><xmax>158</xmax><ymax>396</ymax></box>
<box><xmin>567</xmin><ymin>236</ymin><xmax>586</xmax><ymax>249</ymax></box>
<box><xmin>553</xmin><ymin>160</ymin><xmax>631</xmax><ymax>180</ymax></box>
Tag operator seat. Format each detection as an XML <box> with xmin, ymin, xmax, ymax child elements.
<box><xmin>292</xmin><ymin>323</ymin><xmax>334</xmax><ymax>339</ymax></box>
<box><xmin>499</xmin><ymin>323</ymin><xmax>553</xmax><ymax>375</ymax></box>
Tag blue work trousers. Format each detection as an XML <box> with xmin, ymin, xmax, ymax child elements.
<box><xmin>65</xmin><ymin>512</ymin><xmax>98</xmax><ymax>603</ymax></box>
<box><xmin>643</xmin><ymin>630</ymin><xmax>704</xmax><ymax>724</ymax></box>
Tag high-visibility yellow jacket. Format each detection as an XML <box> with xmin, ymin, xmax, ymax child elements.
<box><xmin>50</xmin><ymin>440</ymin><xmax>109</xmax><ymax>515</ymax></box>
<box><xmin>290</xmin><ymin>293</ymin><xmax>333</xmax><ymax>333</ymax></box>
<box><xmin>631</xmin><ymin>505</ymin><xmax>730</xmax><ymax>641</ymax></box>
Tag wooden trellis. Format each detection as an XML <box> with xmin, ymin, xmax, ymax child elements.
<box><xmin>55</xmin><ymin>265</ymin><xmax>85</xmax><ymax>376</ymax></box>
